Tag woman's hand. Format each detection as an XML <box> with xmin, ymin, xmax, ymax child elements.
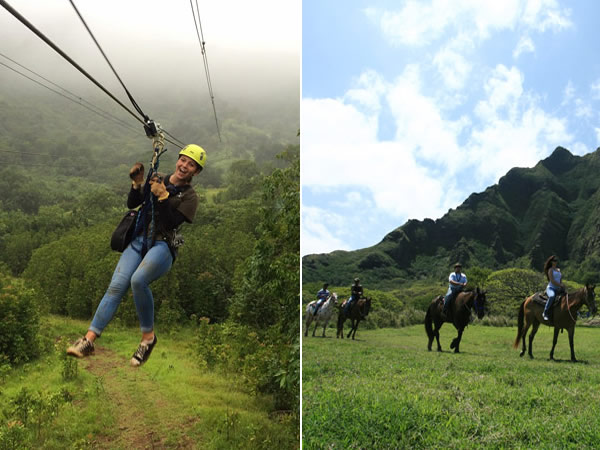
<box><xmin>129</xmin><ymin>162</ymin><xmax>145</xmax><ymax>188</ymax></box>
<box><xmin>149</xmin><ymin>176</ymin><xmax>169</xmax><ymax>201</ymax></box>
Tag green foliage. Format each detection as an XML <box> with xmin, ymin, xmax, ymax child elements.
<box><xmin>468</xmin><ymin>266</ymin><xmax>492</xmax><ymax>289</ymax></box>
<box><xmin>194</xmin><ymin>320</ymin><xmax>300</xmax><ymax>413</ymax></box>
<box><xmin>23</xmin><ymin>224</ymin><xmax>117</xmax><ymax>317</ymax></box>
<box><xmin>0</xmin><ymin>277</ymin><xmax>40</xmax><ymax>365</ymax></box>
<box><xmin>230</xmin><ymin>146</ymin><xmax>300</xmax><ymax>333</ymax></box>
<box><xmin>60</xmin><ymin>353</ymin><xmax>78</xmax><ymax>381</ymax></box>
<box><xmin>0</xmin><ymin>387</ymin><xmax>71</xmax><ymax>447</ymax></box>
<box><xmin>486</xmin><ymin>268</ymin><xmax>545</xmax><ymax>316</ymax></box>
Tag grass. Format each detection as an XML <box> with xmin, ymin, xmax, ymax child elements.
<box><xmin>0</xmin><ymin>315</ymin><xmax>297</xmax><ymax>449</ymax></box>
<box><xmin>302</xmin><ymin>325</ymin><xmax>600</xmax><ymax>449</ymax></box>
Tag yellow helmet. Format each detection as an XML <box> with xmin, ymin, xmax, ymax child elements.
<box><xmin>179</xmin><ymin>144</ymin><xmax>206</xmax><ymax>169</ymax></box>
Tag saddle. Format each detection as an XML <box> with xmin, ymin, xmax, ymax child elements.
<box><xmin>532</xmin><ymin>291</ymin><xmax>562</xmax><ymax>308</ymax></box>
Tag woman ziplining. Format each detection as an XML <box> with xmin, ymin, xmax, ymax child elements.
<box><xmin>3</xmin><ymin>0</ymin><xmax>216</xmax><ymax>365</ymax></box>
<box><xmin>67</xmin><ymin>144</ymin><xmax>206</xmax><ymax>366</ymax></box>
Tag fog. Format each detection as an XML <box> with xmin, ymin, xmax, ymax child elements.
<box><xmin>0</xmin><ymin>0</ymin><xmax>299</xmax><ymax>117</ymax></box>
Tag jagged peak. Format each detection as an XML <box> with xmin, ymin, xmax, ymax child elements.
<box><xmin>539</xmin><ymin>146</ymin><xmax>577</xmax><ymax>175</ymax></box>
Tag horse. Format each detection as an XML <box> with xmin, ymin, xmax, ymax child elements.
<box><xmin>304</xmin><ymin>293</ymin><xmax>338</xmax><ymax>337</ymax></box>
<box><xmin>336</xmin><ymin>297</ymin><xmax>371</xmax><ymax>340</ymax></box>
<box><xmin>425</xmin><ymin>288</ymin><xmax>486</xmax><ymax>353</ymax></box>
<box><xmin>513</xmin><ymin>284</ymin><xmax>596</xmax><ymax>362</ymax></box>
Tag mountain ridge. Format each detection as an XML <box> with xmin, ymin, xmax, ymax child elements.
<box><xmin>303</xmin><ymin>146</ymin><xmax>600</xmax><ymax>288</ymax></box>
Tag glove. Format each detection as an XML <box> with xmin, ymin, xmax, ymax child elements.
<box><xmin>129</xmin><ymin>162</ymin><xmax>144</xmax><ymax>189</ymax></box>
<box><xmin>149</xmin><ymin>176</ymin><xmax>169</xmax><ymax>201</ymax></box>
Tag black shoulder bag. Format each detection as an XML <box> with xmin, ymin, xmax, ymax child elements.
<box><xmin>110</xmin><ymin>210</ymin><xmax>138</xmax><ymax>252</ymax></box>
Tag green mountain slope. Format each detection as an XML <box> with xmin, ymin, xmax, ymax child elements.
<box><xmin>303</xmin><ymin>146</ymin><xmax>600</xmax><ymax>288</ymax></box>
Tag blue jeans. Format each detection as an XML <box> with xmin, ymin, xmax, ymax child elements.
<box><xmin>443</xmin><ymin>287</ymin><xmax>461</xmax><ymax>310</ymax></box>
<box><xmin>344</xmin><ymin>296</ymin><xmax>356</xmax><ymax>314</ymax></box>
<box><xmin>89</xmin><ymin>235</ymin><xmax>173</xmax><ymax>336</ymax></box>
<box><xmin>544</xmin><ymin>286</ymin><xmax>558</xmax><ymax>316</ymax></box>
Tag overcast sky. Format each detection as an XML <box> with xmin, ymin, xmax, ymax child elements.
<box><xmin>302</xmin><ymin>0</ymin><xmax>600</xmax><ymax>256</ymax></box>
<box><xmin>1</xmin><ymin>0</ymin><xmax>299</xmax><ymax>105</ymax></box>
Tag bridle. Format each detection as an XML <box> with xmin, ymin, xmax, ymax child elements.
<box><xmin>472</xmin><ymin>291</ymin><xmax>485</xmax><ymax>316</ymax></box>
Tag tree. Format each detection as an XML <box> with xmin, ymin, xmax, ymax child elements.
<box><xmin>468</xmin><ymin>266</ymin><xmax>492</xmax><ymax>290</ymax></box>
<box><xmin>230</xmin><ymin>146</ymin><xmax>299</xmax><ymax>333</ymax></box>
<box><xmin>486</xmin><ymin>268</ymin><xmax>545</xmax><ymax>316</ymax></box>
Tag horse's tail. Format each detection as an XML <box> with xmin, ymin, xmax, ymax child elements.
<box><xmin>513</xmin><ymin>300</ymin><xmax>525</xmax><ymax>349</ymax></box>
<box><xmin>425</xmin><ymin>303</ymin><xmax>434</xmax><ymax>339</ymax></box>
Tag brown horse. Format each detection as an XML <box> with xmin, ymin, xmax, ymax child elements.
<box><xmin>337</xmin><ymin>297</ymin><xmax>371</xmax><ymax>340</ymax></box>
<box><xmin>513</xmin><ymin>284</ymin><xmax>597</xmax><ymax>361</ymax></box>
<box><xmin>425</xmin><ymin>288</ymin><xmax>486</xmax><ymax>353</ymax></box>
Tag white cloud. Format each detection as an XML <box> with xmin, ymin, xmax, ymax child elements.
<box><xmin>331</xmin><ymin>191</ymin><xmax>373</xmax><ymax>209</ymax></box>
<box><xmin>595</xmin><ymin>129</ymin><xmax>600</xmax><ymax>145</ymax></box>
<box><xmin>475</xmin><ymin>65</ymin><xmax>523</xmax><ymax>122</ymax></box>
<box><xmin>571</xmin><ymin>141</ymin><xmax>590</xmax><ymax>156</ymax></box>
<box><xmin>302</xmin><ymin>97</ymin><xmax>451</xmax><ymax>220</ymax></box>
<box><xmin>303</xmin><ymin>60</ymin><xmax>573</xmax><ymax>229</ymax></box>
<box><xmin>367</xmin><ymin>0</ymin><xmax>569</xmax><ymax>48</ymax></box>
<box><xmin>467</xmin><ymin>106</ymin><xmax>571</xmax><ymax>183</ymax></box>
<box><xmin>591</xmin><ymin>79</ymin><xmax>600</xmax><ymax>100</ymax></box>
<box><xmin>522</xmin><ymin>0</ymin><xmax>572</xmax><ymax>32</ymax></box>
<box><xmin>433</xmin><ymin>42</ymin><xmax>473</xmax><ymax>90</ymax></box>
<box><xmin>301</xmin><ymin>206</ymin><xmax>351</xmax><ymax>256</ymax></box>
<box><xmin>574</xmin><ymin>99</ymin><xmax>593</xmax><ymax>118</ymax></box>
<box><xmin>513</xmin><ymin>36</ymin><xmax>535</xmax><ymax>58</ymax></box>
<box><xmin>386</xmin><ymin>65</ymin><xmax>468</xmax><ymax>174</ymax></box>
<box><xmin>343</xmin><ymin>70</ymin><xmax>387</xmax><ymax>113</ymax></box>
<box><xmin>562</xmin><ymin>80</ymin><xmax>575</xmax><ymax>105</ymax></box>
<box><xmin>467</xmin><ymin>65</ymin><xmax>572</xmax><ymax>182</ymax></box>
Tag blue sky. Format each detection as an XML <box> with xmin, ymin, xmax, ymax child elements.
<box><xmin>301</xmin><ymin>0</ymin><xmax>600</xmax><ymax>256</ymax></box>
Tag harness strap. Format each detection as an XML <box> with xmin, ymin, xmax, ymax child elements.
<box><xmin>133</xmin><ymin>130</ymin><xmax>167</xmax><ymax>257</ymax></box>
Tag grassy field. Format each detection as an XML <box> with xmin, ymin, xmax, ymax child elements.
<box><xmin>302</xmin><ymin>324</ymin><xmax>600</xmax><ymax>449</ymax></box>
<box><xmin>0</xmin><ymin>315</ymin><xmax>297</xmax><ymax>449</ymax></box>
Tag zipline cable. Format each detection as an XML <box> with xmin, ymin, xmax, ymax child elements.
<box><xmin>0</xmin><ymin>55</ymin><xmax>140</xmax><ymax>134</ymax></box>
<box><xmin>0</xmin><ymin>0</ymin><xmax>145</xmax><ymax>127</ymax></box>
<box><xmin>67</xmin><ymin>0</ymin><xmax>147</xmax><ymax>122</ymax></box>
<box><xmin>2</xmin><ymin>0</ymin><xmax>188</xmax><ymax>150</ymax></box>
<box><xmin>67</xmin><ymin>0</ymin><xmax>187</xmax><ymax>149</ymax></box>
<box><xmin>190</xmin><ymin>0</ymin><xmax>222</xmax><ymax>142</ymax></box>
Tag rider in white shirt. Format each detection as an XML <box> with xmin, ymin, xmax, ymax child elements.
<box><xmin>443</xmin><ymin>263</ymin><xmax>467</xmax><ymax>314</ymax></box>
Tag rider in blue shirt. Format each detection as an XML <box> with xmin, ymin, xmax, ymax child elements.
<box><xmin>443</xmin><ymin>263</ymin><xmax>467</xmax><ymax>314</ymax></box>
<box><xmin>314</xmin><ymin>283</ymin><xmax>330</xmax><ymax>316</ymax></box>
<box><xmin>543</xmin><ymin>255</ymin><xmax>565</xmax><ymax>321</ymax></box>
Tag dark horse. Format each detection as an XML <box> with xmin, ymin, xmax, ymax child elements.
<box><xmin>513</xmin><ymin>284</ymin><xmax>596</xmax><ymax>362</ymax></box>
<box><xmin>337</xmin><ymin>297</ymin><xmax>371</xmax><ymax>340</ymax></box>
<box><xmin>425</xmin><ymin>288</ymin><xmax>486</xmax><ymax>353</ymax></box>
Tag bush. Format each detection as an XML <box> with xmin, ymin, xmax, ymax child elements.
<box><xmin>0</xmin><ymin>387</ymin><xmax>72</xmax><ymax>448</ymax></box>
<box><xmin>0</xmin><ymin>278</ymin><xmax>40</xmax><ymax>365</ymax></box>
<box><xmin>480</xmin><ymin>314</ymin><xmax>517</xmax><ymax>327</ymax></box>
<box><xmin>194</xmin><ymin>320</ymin><xmax>299</xmax><ymax>413</ymax></box>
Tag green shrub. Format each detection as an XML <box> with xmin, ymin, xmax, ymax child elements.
<box><xmin>0</xmin><ymin>279</ymin><xmax>40</xmax><ymax>365</ymax></box>
<box><xmin>2</xmin><ymin>387</ymin><xmax>71</xmax><ymax>447</ymax></box>
<box><xmin>194</xmin><ymin>320</ymin><xmax>299</xmax><ymax>413</ymax></box>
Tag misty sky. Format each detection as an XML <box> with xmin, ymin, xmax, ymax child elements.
<box><xmin>1</xmin><ymin>0</ymin><xmax>299</xmax><ymax>111</ymax></box>
<box><xmin>302</xmin><ymin>0</ymin><xmax>600</xmax><ymax>256</ymax></box>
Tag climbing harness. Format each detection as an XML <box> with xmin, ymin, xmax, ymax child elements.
<box><xmin>132</xmin><ymin>121</ymin><xmax>169</xmax><ymax>257</ymax></box>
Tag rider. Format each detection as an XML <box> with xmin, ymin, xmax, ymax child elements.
<box><xmin>344</xmin><ymin>278</ymin><xmax>363</xmax><ymax>314</ymax></box>
<box><xmin>443</xmin><ymin>263</ymin><xmax>467</xmax><ymax>314</ymax></box>
<box><xmin>543</xmin><ymin>255</ymin><xmax>565</xmax><ymax>321</ymax></box>
<box><xmin>313</xmin><ymin>283</ymin><xmax>330</xmax><ymax>316</ymax></box>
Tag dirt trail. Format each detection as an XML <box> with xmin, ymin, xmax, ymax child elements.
<box><xmin>81</xmin><ymin>346</ymin><xmax>195</xmax><ymax>449</ymax></box>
